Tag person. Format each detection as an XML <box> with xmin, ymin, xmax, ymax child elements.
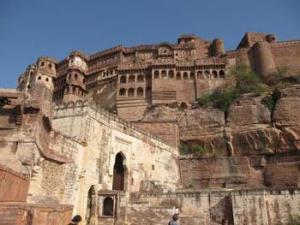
<box><xmin>69</xmin><ymin>215</ymin><xmax>82</xmax><ymax>225</ymax></box>
<box><xmin>168</xmin><ymin>213</ymin><xmax>179</xmax><ymax>225</ymax></box>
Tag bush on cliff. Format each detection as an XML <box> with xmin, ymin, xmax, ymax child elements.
<box><xmin>179</xmin><ymin>143</ymin><xmax>208</xmax><ymax>155</ymax></box>
<box><xmin>197</xmin><ymin>64</ymin><xmax>268</xmax><ymax>112</ymax></box>
<box><xmin>232</xmin><ymin>64</ymin><xmax>269</xmax><ymax>95</ymax></box>
<box><xmin>197</xmin><ymin>88</ymin><xmax>237</xmax><ymax>112</ymax></box>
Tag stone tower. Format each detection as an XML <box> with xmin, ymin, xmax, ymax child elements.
<box><xmin>27</xmin><ymin>57</ymin><xmax>57</xmax><ymax>117</ymax></box>
<box><xmin>63</xmin><ymin>51</ymin><xmax>87</xmax><ymax>103</ymax></box>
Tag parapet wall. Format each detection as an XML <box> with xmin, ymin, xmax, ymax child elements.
<box><xmin>53</xmin><ymin>101</ymin><xmax>177</xmax><ymax>151</ymax></box>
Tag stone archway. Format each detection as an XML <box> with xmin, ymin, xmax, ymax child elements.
<box><xmin>112</xmin><ymin>152</ymin><xmax>126</xmax><ymax>191</ymax></box>
<box><xmin>86</xmin><ymin>185</ymin><xmax>96</xmax><ymax>225</ymax></box>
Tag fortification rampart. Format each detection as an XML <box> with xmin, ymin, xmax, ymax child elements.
<box><xmin>53</xmin><ymin>100</ymin><xmax>178</xmax><ymax>153</ymax></box>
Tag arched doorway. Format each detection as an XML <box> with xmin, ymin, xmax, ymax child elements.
<box><xmin>112</xmin><ymin>152</ymin><xmax>126</xmax><ymax>191</ymax></box>
<box><xmin>86</xmin><ymin>185</ymin><xmax>96</xmax><ymax>224</ymax></box>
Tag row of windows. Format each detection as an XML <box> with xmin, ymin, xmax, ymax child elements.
<box><xmin>153</xmin><ymin>69</ymin><xmax>225</xmax><ymax>79</ymax></box>
<box><xmin>67</xmin><ymin>72</ymin><xmax>86</xmax><ymax>84</ymax></box>
<box><xmin>65</xmin><ymin>86</ymin><xmax>85</xmax><ymax>96</ymax></box>
<box><xmin>119</xmin><ymin>87</ymin><xmax>151</xmax><ymax>97</ymax></box>
<box><xmin>37</xmin><ymin>75</ymin><xmax>52</xmax><ymax>82</ymax></box>
<box><xmin>39</xmin><ymin>61</ymin><xmax>54</xmax><ymax>70</ymax></box>
<box><xmin>118</xmin><ymin>69</ymin><xmax>226</xmax><ymax>84</ymax></box>
<box><xmin>120</xmin><ymin>74</ymin><xmax>145</xmax><ymax>83</ymax></box>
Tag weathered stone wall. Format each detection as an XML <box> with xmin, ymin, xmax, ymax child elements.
<box><xmin>271</xmin><ymin>41</ymin><xmax>300</xmax><ymax>74</ymax></box>
<box><xmin>0</xmin><ymin>202</ymin><xmax>72</xmax><ymax>225</ymax></box>
<box><xmin>179</xmin><ymin>156</ymin><xmax>263</xmax><ymax>189</ymax></box>
<box><xmin>133</xmin><ymin>121</ymin><xmax>179</xmax><ymax>147</ymax></box>
<box><xmin>0</xmin><ymin>165</ymin><xmax>29</xmax><ymax>202</ymax></box>
<box><xmin>49</xmin><ymin>103</ymin><xmax>180</xmax><ymax>221</ymax></box>
<box><xmin>28</xmin><ymin>135</ymin><xmax>84</xmax><ymax>207</ymax></box>
<box><xmin>125</xmin><ymin>189</ymin><xmax>300</xmax><ymax>225</ymax></box>
<box><xmin>179</xmin><ymin>154</ymin><xmax>300</xmax><ymax>190</ymax></box>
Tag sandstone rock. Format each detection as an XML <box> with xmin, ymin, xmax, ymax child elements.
<box><xmin>273</xmin><ymin>84</ymin><xmax>300</xmax><ymax>150</ymax></box>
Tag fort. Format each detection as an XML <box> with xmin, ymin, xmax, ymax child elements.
<box><xmin>0</xmin><ymin>32</ymin><xmax>300</xmax><ymax>225</ymax></box>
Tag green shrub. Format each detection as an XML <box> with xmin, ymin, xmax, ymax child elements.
<box><xmin>179</xmin><ymin>143</ymin><xmax>208</xmax><ymax>155</ymax></box>
<box><xmin>197</xmin><ymin>88</ymin><xmax>237</xmax><ymax>112</ymax></box>
<box><xmin>197</xmin><ymin>64</ymin><xmax>269</xmax><ymax>112</ymax></box>
<box><xmin>191</xmin><ymin>144</ymin><xmax>208</xmax><ymax>154</ymax></box>
<box><xmin>261</xmin><ymin>95</ymin><xmax>275</xmax><ymax>111</ymax></box>
<box><xmin>197</xmin><ymin>93</ymin><xmax>213</xmax><ymax>107</ymax></box>
<box><xmin>266</xmin><ymin>66</ymin><xmax>288</xmax><ymax>86</ymax></box>
<box><xmin>232</xmin><ymin>64</ymin><xmax>268</xmax><ymax>95</ymax></box>
<box><xmin>179</xmin><ymin>143</ymin><xmax>189</xmax><ymax>155</ymax></box>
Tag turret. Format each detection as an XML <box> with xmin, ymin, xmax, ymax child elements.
<box><xmin>253</xmin><ymin>41</ymin><xmax>276</xmax><ymax>78</ymax></box>
<box><xmin>209</xmin><ymin>38</ymin><xmax>225</xmax><ymax>56</ymax></box>
<box><xmin>63</xmin><ymin>51</ymin><xmax>88</xmax><ymax>102</ymax></box>
<box><xmin>17</xmin><ymin>64</ymin><xmax>36</xmax><ymax>92</ymax></box>
<box><xmin>266</xmin><ymin>34</ymin><xmax>277</xmax><ymax>43</ymax></box>
<box><xmin>26</xmin><ymin>57</ymin><xmax>57</xmax><ymax>117</ymax></box>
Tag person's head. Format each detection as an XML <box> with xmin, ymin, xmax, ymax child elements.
<box><xmin>72</xmin><ymin>215</ymin><xmax>82</xmax><ymax>224</ymax></box>
<box><xmin>172</xmin><ymin>213</ymin><xmax>179</xmax><ymax>221</ymax></box>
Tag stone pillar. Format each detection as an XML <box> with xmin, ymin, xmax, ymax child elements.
<box><xmin>253</xmin><ymin>41</ymin><xmax>276</xmax><ymax>78</ymax></box>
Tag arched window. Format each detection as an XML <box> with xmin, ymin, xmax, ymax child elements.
<box><xmin>129</xmin><ymin>75</ymin><xmax>135</xmax><ymax>82</ymax></box>
<box><xmin>128</xmin><ymin>88</ymin><xmax>134</xmax><ymax>97</ymax></box>
<box><xmin>103</xmin><ymin>197</ymin><xmax>114</xmax><ymax>216</ymax></box>
<box><xmin>137</xmin><ymin>87</ymin><xmax>144</xmax><ymax>97</ymax></box>
<box><xmin>137</xmin><ymin>74</ymin><xmax>144</xmax><ymax>82</ymax></box>
<box><xmin>219</xmin><ymin>70</ymin><xmax>225</xmax><ymax>78</ymax></box>
<box><xmin>38</xmin><ymin>76</ymin><xmax>41</xmax><ymax>80</ymax></box>
<box><xmin>45</xmin><ymin>78</ymin><xmax>49</xmax><ymax>82</ymax></box>
<box><xmin>183</xmin><ymin>72</ymin><xmax>188</xmax><ymax>80</ymax></box>
<box><xmin>176</xmin><ymin>72</ymin><xmax>181</xmax><ymax>80</ymax></box>
<box><xmin>154</xmin><ymin>70</ymin><xmax>159</xmax><ymax>79</ymax></box>
<box><xmin>205</xmin><ymin>70</ymin><xmax>210</xmax><ymax>78</ymax></box>
<box><xmin>120</xmin><ymin>76</ymin><xmax>126</xmax><ymax>83</ymax></box>
<box><xmin>74</xmin><ymin>73</ymin><xmax>78</xmax><ymax>79</ymax></box>
<box><xmin>190</xmin><ymin>72</ymin><xmax>195</xmax><ymax>79</ymax></box>
<box><xmin>197</xmin><ymin>71</ymin><xmax>203</xmax><ymax>79</ymax></box>
<box><xmin>212</xmin><ymin>70</ymin><xmax>218</xmax><ymax>78</ymax></box>
<box><xmin>168</xmin><ymin>70</ymin><xmax>174</xmax><ymax>78</ymax></box>
<box><xmin>40</xmin><ymin>61</ymin><xmax>45</xmax><ymax>67</ymax></box>
<box><xmin>119</xmin><ymin>88</ymin><xmax>126</xmax><ymax>96</ymax></box>
<box><xmin>48</xmin><ymin>63</ymin><xmax>52</xmax><ymax>69</ymax></box>
<box><xmin>113</xmin><ymin>153</ymin><xmax>126</xmax><ymax>190</ymax></box>
<box><xmin>161</xmin><ymin>70</ymin><xmax>167</xmax><ymax>78</ymax></box>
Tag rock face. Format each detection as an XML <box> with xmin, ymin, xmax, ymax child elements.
<box><xmin>139</xmin><ymin>84</ymin><xmax>300</xmax><ymax>190</ymax></box>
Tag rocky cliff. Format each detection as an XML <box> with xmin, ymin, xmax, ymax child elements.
<box><xmin>140</xmin><ymin>84</ymin><xmax>300</xmax><ymax>190</ymax></box>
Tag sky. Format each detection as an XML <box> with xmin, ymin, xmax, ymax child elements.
<box><xmin>0</xmin><ymin>0</ymin><xmax>299</xmax><ymax>88</ymax></box>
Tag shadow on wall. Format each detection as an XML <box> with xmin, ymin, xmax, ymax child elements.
<box><xmin>209</xmin><ymin>196</ymin><xmax>234</xmax><ymax>225</ymax></box>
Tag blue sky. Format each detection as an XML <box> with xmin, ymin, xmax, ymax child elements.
<box><xmin>0</xmin><ymin>0</ymin><xmax>299</xmax><ymax>88</ymax></box>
